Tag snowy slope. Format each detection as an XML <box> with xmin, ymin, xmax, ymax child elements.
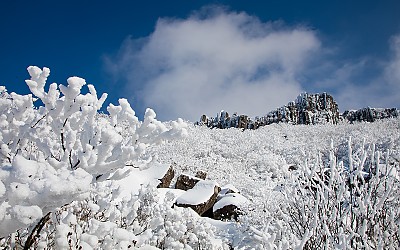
<box><xmin>1</xmin><ymin>66</ymin><xmax>399</xmax><ymax>248</ymax></box>
<box><xmin>148</xmin><ymin>118</ymin><xmax>400</xmax><ymax>206</ymax></box>
<box><xmin>146</xmin><ymin>118</ymin><xmax>400</xmax><ymax>246</ymax></box>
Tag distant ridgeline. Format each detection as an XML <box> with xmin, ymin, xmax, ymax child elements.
<box><xmin>196</xmin><ymin>92</ymin><xmax>399</xmax><ymax>129</ymax></box>
<box><xmin>342</xmin><ymin>107</ymin><xmax>399</xmax><ymax>123</ymax></box>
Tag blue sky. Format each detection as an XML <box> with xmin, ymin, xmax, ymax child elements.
<box><xmin>1</xmin><ymin>1</ymin><xmax>399</xmax><ymax>121</ymax></box>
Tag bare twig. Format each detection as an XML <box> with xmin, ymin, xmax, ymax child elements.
<box><xmin>24</xmin><ymin>212</ymin><xmax>51</xmax><ymax>250</ymax></box>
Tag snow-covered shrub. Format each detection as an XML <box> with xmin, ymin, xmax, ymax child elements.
<box><xmin>147</xmin><ymin>118</ymin><xmax>399</xmax><ymax>249</ymax></box>
<box><xmin>0</xmin><ymin>185</ymin><xmax>226</xmax><ymax>249</ymax></box>
<box><xmin>0</xmin><ymin>66</ymin><xmax>187</xmax><ymax>242</ymax></box>
<box><xmin>281</xmin><ymin>138</ymin><xmax>400</xmax><ymax>249</ymax></box>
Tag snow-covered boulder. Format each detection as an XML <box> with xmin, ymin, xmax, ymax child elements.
<box><xmin>175</xmin><ymin>180</ymin><xmax>220</xmax><ymax>216</ymax></box>
<box><xmin>114</xmin><ymin>163</ymin><xmax>175</xmax><ymax>199</ymax></box>
<box><xmin>213</xmin><ymin>193</ymin><xmax>249</xmax><ymax>221</ymax></box>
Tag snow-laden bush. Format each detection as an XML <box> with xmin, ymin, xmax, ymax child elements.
<box><xmin>279</xmin><ymin>138</ymin><xmax>400</xmax><ymax>249</ymax></box>
<box><xmin>0</xmin><ymin>185</ymin><xmax>226</xmax><ymax>249</ymax></box>
<box><xmin>0</xmin><ymin>67</ymin><xmax>188</xmax><ymax>242</ymax></box>
<box><xmin>227</xmin><ymin>138</ymin><xmax>399</xmax><ymax>249</ymax></box>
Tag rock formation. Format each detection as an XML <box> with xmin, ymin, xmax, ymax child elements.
<box><xmin>342</xmin><ymin>107</ymin><xmax>399</xmax><ymax>123</ymax></box>
<box><xmin>157</xmin><ymin>165</ymin><xmax>175</xmax><ymax>188</ymax></box>
<box><xmin>158</xmin><ymin>170</ymin><xmax>249</xmax><ymax>221</ymax></box>
<box><xmin>197</xmin><ymin>92</ymin><xmax>399</xmax><ymax>129</ymax></box>
<box><xmin>264</xmin><ymin>92</ymin><xmax>340</xmax><ymax>125</ymax></box>
<box><xmin>213</xmin><ymin>191</ymin><xmax>248</xmax><ymax>221</ymax></box>
<box><xmin>197</xmin><ymin>92</ymin><xmax>341</xmax><ymax>129</ymax></box>
<box><xmin>175</xmin><ymin>174</ymin><xmax>203</xmax><ymax>191</ymax></box>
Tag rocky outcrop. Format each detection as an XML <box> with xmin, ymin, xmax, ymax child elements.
<box><xmin>175</xmin><ymin>174</ymin><xmax>203</xmax><ymax>191</ymax></box>
<box><xmin>265</xmin><ymin>92</ymin><xmax>340</xmax><ymax>125</ymax></box>
<box><xmin>197</xmin><ymin>92</ymin><xmax>340</xmax><ymax>129</ymax></box>
<box><xmin>196</xmin><ymin>92</ymin><xmax>399</xmax><ymax>129</ymax></box>
<box><xmin>157</xmin><ymin>165</ymin><xmax>175</xmax><ymax>188</ymax></box>
<box><xmin>342</xmin><ymin>107</ymin><xmax>399</xmax><ymax>123</ymax></box>
<box><xmin>156</xmin><ymin>168</ymin><xmax>249</xmax><ymax>220</ymax></box>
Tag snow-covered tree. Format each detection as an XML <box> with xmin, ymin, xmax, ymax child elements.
<box><xmin>0</xmin><ymin>66</ymin><xmax>188</xmax><ymax>243</ymax></box>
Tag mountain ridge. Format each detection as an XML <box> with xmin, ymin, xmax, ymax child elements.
<box><xmin>197</xmin><ymin>92</ymin><xmax>399</xmax><ymax>129</ymax></box>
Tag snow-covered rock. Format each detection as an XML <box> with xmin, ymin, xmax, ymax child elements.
<box><xmin>219</xmin><ymin>184</ymin><xmax>240</xmax><ymax>195</ymax></box>
<box><xmin>175</xmin><ymin>180</ymin><xmax>220</xmax><ymax>216</ymax></box>
<box><xmin>198</xmin><ymin>92</ymin><xmax>340</xmax><ymax>129</ymax></box>
<box><xmin>113</xmin><ymin>163</ymin><xmax>174</xmax><ymax>199</ymax></box>
<box><xmin>213</xmin><ymin>193</ymin><xmax>249</xmax><ymax>221</ymax></box>
<box><xmin>265</xmin><ymin>92</ymin><xmax>340</xmax><ymax>125</ymax></box>
<box><xmin>342</xmin><ymin>107</ymin><xmax>399</xmax><ymax>123</ymax></box>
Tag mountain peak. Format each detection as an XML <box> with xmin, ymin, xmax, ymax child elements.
<box><xmin>197</xmin><ymin>92</ymin><xmax>398</xmax><ymax>129</ymax></box>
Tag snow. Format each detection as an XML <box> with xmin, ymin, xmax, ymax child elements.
<box><xmin>157</xmin><ymin>188</ymin><xmax>186</xmax><ymax>203</ymax></box>
<box><xmin>213</xmin><ymin>193</ymin><xmax>248</xmax><ymax>212</ymax></box>
<box><xmin>114</xmin><ymin>163</ymin><xmax>172</xmax><ymax>199</ymax></box>
<box><xmin>11</xmin><ymin>205</ymin><xmax>43</xmax><ymax>225</ymax></box>
<box><xmin>1</xmin><ymin>66</ymin><xmax>399</xmax><ymax>249</ymax></box>
<box><xmin>176</xmin><ymin>180</ymin><xmax>218</xmax><ymax>205</ymax></box>
<box><xmin>219</xmin><ymin>184</ymin><xmax>239</xmax><ymax>195</ymax></box>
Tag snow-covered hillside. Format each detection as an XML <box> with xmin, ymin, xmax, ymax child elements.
<box><xmin>1</xmin><ymin>67</ymin><xmax>399</xmax><ymax>249</ymax></box>
<box><xmin>148</xmin><ymin>120</ymin><xmax>400</xmax><ymax>247</ymax></box>
<box><xmin>150</xmin><ymin>119</ymin><xmax>400</xmax><ymax>207</ymax></box>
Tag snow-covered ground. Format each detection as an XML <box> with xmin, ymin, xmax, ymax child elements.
<box><xmin>149</xmin><ymin>119</ymin><xmax>400</xmax><ymax>209</ymax></box>
<box><xmin>1</xmin><ymin>67</ymin><xmax>399</xmax><ymax>249</ymax></box>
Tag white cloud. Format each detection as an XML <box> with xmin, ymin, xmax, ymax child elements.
<box><xmin>105</xmin><ymin>7</ymin><xmax>399</xmax><ymax>121</ymax></box>
<box><xmin>105</xmin><ymin>8</ymin><xmax>320</xmax><ymax>121</ymax></box>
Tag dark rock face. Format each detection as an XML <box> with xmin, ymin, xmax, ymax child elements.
<box><xmin>197</xmin><ymin>92</ymin><xmax>340</xmax><ymax>129</ymax></box>
<box><xmin>195</xmin><ymin>171</ymin><xmax>207</xmax><ymax>180</ymax></box>
<box><xmin>157</xmin><ymin>165</ymin><xmax>175</xmax><ymax>188</ymax></box>
<box><xmin>342</xmin><ymin>107</ymin><xmax>399</xmax><ymax>123</ymax></box>
<box><xmin>213</xmin><ymin>204</ymin><xmax>242</xmax><ymax>221</ymax></box>
<box><xmin>175</xmin><ymin>174</ymin><xmax>202</xmax><ymax>191</ymax></box>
